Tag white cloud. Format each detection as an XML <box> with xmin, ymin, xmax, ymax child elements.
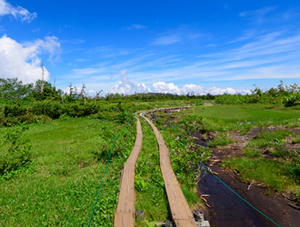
<box><xmin>0</xmin><ymin>35</ymin><xmax>60</xmax><ymax>84</ymax></box>
<box><xmin>153</xmin><ymin>82</ymin><xmax>250</xmax><ymax>95</ymax></box>
<box><xmin>0</xmin><ymin>0</ymin><xmax>37</xmax><ymax>22</ymax></box>
<box><xmin>152</xmin><ymin>34</ymin><xmax>181</xmax><ymax>45</ymax></box>
<box><xmin>63</xmin><ymin>86</ymin><xmax>85</xmax><ymax>95</ymax></box>
<box><xmin>60</xmin><ymin>27</ymin><xmax>300</xmax><ymax>94</ymax></box>
<box><xmin>109</xmin><ymin>70</ymin><xmax>151</xmax><ymax>94</ymax></box>
<box><xmin>126</xmin><ymin>24</ymin><xmax>146</xmax><ymax>30</ymax></box>
<box><xmin>88</xmin><ymin>89</ymin><xmax>96</xmax><ymax>96</ymax></box>
<box><xmin>239</xmin><ymin>6</ymin><xmax>276</xmax><ymax>23</ymax></box>
<box><xmin>152</xmin><ymin>82</ymin><xmax>180</xmax><ymax>94</ymax></box>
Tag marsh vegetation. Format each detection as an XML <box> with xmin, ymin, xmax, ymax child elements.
<box><xmin>1</xmin><ymin>78</ymin><xmax>300</xmax><ymax>226</ymax></box>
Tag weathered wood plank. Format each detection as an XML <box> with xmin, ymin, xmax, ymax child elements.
<box><xmin>143</xmin><ymin>116</ymin><xmax>196</xmax><ymax>227</ymax></box>
<box><xmin>114</xmin><ymin>118</ymin><xmax>143</xmax><ymax>227</ymax></box>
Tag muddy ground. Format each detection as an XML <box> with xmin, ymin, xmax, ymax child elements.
<box><xmin>194</xmin><ymin>127</ymin><xmax>300</xmax><ymax>227</ymax></box>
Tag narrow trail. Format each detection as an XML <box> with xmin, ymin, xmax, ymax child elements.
<box><xmin>114</xmin><ymin>110</ymin><xmax>197</xmax><ymax>227</ymax></box>
<box><xmin>114</xmin><ymin>118</ymin><xmax>143</xmax><ymax>227</ymax></box>
<box><xmin>142</xmin><ymin>116</ymin><xmax>197</xmax><ymax>227</ymax></box>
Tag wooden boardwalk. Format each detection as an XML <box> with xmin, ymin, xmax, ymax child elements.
<box><xmin>143</xmin><ymin>116</ymin><xmax>197</xmax><ymax>227</ymax></box>
<box><xmin>114</xmin><ymin>115</ymin><xmax>196</xmax><ymax>227</ymax></box>
<box><xmin>114</xmin><ymin>118</ymin><xmax>143</xmax><ymax>227</ymax></box>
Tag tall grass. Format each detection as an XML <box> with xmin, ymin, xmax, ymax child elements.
<box><xmin>0</xmin><ymin>118</ymin><xmax>135</xmax><ymax>226</ymax></box>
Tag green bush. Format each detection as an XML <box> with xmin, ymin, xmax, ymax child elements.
<box><xmin>0</xmin><ymin>123</ymin><xmax>32</xmax><ymax>175</ymax></box>
<box><xmin>4</xmin><ymin>105</ymin><xmax>27</xmax><ymax>117</ymax></box>
<box><xmin>285</xmin><ymin>92</ymin><xmax>300</xmax><ymax>107</ymax></box>
<box><xmin>117</xmin><ymin>111</ymin><xmax>131</xmax><ymax>124</ymax></box>
<box><xmin>29</xmin><ymin>101</ymin><xmax>101</xmax><ymax>119</ymax></box>
<box><xmin>30</xmin><ymin>101</ymin><xmax>63</xmax><ymax>119</ymax></box>
<box><xmin>64</xmin><ymin>102</ymin><xmax>100</xmax><ymax>117</ymax></box>
<box><xmin>97</xmin><ymin>111</ymin><xmax>117</xmax><ymax>121</ymax></box>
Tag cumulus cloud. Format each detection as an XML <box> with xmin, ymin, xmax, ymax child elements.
<box><xmin>0</xmin><ymin>35</ymin><xmax>60</xmax><ymax>84</ymax></box>
<box><xmin>152</xmin><ymin>82</ymin><xmax>180</xmax><ymax>94</ymax></box>
<box><xmin>0</xmin><ymin>0</ymin><xmax>37</xmax><ymax>22</ymax></box>
<box><xmin>109</xmin><ymin>70</ymin><xmax>151</xmax><ymax>94</ymax></box>
<box><xmin>153</xmin><ymin>82</ymin><xmax>250</xmax><ymax>95</ymax></box>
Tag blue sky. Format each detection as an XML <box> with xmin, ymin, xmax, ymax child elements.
<box><xmin>0</xmin><ymin>0</ymin><xmax>300</xmax><ymax>95</ymax></box>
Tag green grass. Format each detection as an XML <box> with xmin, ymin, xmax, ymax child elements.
<box><xmin>3</xmin><ymin>102</ymin><xmax>300</xmax><ymax>226</ymax></box>
<box><xmin>0</xmin><ymin>118</ymin><xmax>135</xmax><ymax>226</ymax></box>
<box><xmin>153</xmin><ymin>112</ymin><xmax>207</xmax><ymax>207</ymax></box>
<box><xmin>135</xmin><ymin>114</ymin><xmax>205</xmax><ymax>225</ymax></box>
<box><xmin>208</xmin><ymin>132</ymin><xmax>234</xmax><ymax>147</ymax></box>
<box><xmin>154</xmin><ymin>105</ymin><xmax>300</xmax><ymax>198</ymax></box>
<box><xmin>135</xmin><ymin>119</ymin><xmax>169</xmax><ymax>224</ymax></box>
<box><xmin>191</xmin><ymin>104</ymin><xmax>300</xmax><ymax>198</ymax></box>
<box><xmin>292</xmin><ymin>137</ymin><xmax>300</xmax><ymax>144</ymax></box>
<box><xmin>223</xmin><ymin>157</ymin><xmax>299</xmax><ymax>192</ymax></box>
<box><xmin>223</xmin><ymin>129</ymin><xmax>300</xmax><ymax>195</ymax></box>
<box><xmin>193</xmin><ymin>104</ymin><xmax>300</xmax><ymax>132</ymax></box>
<box><xmin>0</xmin><ymin>106</ymin><xmax>206</xmax><ymax>227</ymax></box>
<box><xmin>253</xmin><ymin>129</ymin><xmax>296</xmax><ymax>140</ymax></box>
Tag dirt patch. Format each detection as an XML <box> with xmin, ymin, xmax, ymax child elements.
<box><xmin>246</xmin><ymin>127</ymin><xmax>261</xmax><ymax>139</ymax></box>
<box><xmin>288</xmin><ymin>128</ymin><xmax>300</xmax><ymax>137</ymax></box>
<box><xmin>190</xmin><ymin>131</ymin><xmax>209</xmax><ymax>147</ymax></box>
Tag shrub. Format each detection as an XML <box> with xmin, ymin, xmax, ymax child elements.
<box><xmin>64</xmin><ymin>103</ymin><xmax>100</xmax><ymax>117</ymax></box>
<box><xmin>0</xmin><ymin>123</ymin><xmax>32</xmax><ymax>175</ymax></box>
<box><xmin>4</xmin><ymin>105</ymin><xmax>27</xmax><ymax>117</ymax></box>
<box><xmin>284</xmin><ymin>92</ymin><xmax>300</xmax><ymax>107</ymax></box>
<box><xmin>30</xmin><ymin>101</ymin><xmax>63</xmax><ymax>119</ymax></box>
<box><xmin>97</xmin><ymin>111</ymin><xmax>117</xmax><ymax>121</ymax></box>
<box><xmin>117</xmin><ymin>111</ymin><xmax>131</xmax><ymax>124</ymax></box>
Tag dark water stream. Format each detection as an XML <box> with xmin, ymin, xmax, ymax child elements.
<box><xmin>198</xmin><ymin>173</ymin><xmax>264</xmax><ymax>227</ymax></box>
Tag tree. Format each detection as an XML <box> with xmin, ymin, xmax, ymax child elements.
<box><xmin>41</xmin><ymin>63</ymin><xmax>45</xmax><ymax>93</ymax></box>
<box><xmin>0</xmin><ymin>78</ymin><xmax>33</xmax><ymax>101</ymax></box>
<box><xmin>32</xmin><ymin>80</ymin><xmax>63</xmax><ymax>101</ymax></box>
<box><xmin>79</xmin><ymin>84</ymin><xmax>87</xmax><ymax>103</ymax></box>
<box><xmin>94</xmin><ymin>89</ymin><xmax>103</xmax><ymax>102</ymax></box>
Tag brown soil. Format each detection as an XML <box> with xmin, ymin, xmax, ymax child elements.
<box><xmin>196</xmin><ymin>127</ymin><xmax>300</xmax><ymax>227</ymax></box>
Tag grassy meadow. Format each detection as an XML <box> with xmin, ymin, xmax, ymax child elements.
<box><xmin>1</xmin><ymin>85</ymin><xmax>300</xmax><ymax>226</ymax></box>
<box><xmin>0</xmin><ymin>117</ymin><xmax>136</xmax><ymax>226</ymax></box>
<box><xmin>193</xmin><ymin>104</ymin><xmax>300</xmax><ymax>198</ymax></box>
<box><xmin>0</xmin><ymin>100</ymin><xmax>206</xmax><ymax>227</ymax></box>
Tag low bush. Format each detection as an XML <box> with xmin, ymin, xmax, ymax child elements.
<box><xmin>30</xmin><ymin>101</ymin><xmax>63</xmax><ymax>119</ymax></box>
<box><xmin>0</xmin><ymin>123</ymin><xmax>32</xmax><ymax>175</ymax></box>
<box><xmin>284</xmin><ymin>92</ymin><xmax>300</xmax><ymax>107</ymax></box>
<box><xmin>64</xmin><ymin>102</ymin><xmax>99</xmax><ymax>117</ymax></box>
<box><xmin>4</xmin><ymin>104</ymin><xmax>27</xmax><ymax>117</ymax></box>
<box><xmin>97</xmin><ymin>111</ymin><xmax>118</xmax><ymax>121</ymax></box>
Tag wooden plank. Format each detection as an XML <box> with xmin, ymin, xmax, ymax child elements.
<box><xmin>143</xmin><ymin>116</ymin><xmax>197</xmax><ymax>227</ymax></box>
<box><xmin>114</xmin><ymin>118</ymin><xmax>143</xmax><ymax>227</ymax></box>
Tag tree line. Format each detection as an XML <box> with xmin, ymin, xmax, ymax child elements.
<box><xmin>1</xmin><ymin>78</ymin><xmax>300</xmax><ymax>127</ymax></box>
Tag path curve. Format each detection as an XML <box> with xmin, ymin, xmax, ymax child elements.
<box><xmin>114</xmin><ymin>118</ymin><xmax>143</xmax><ymax>227</ymax></box>
<box><xmin>142</xmin><ymin>116</ymin><xmax>197</xmax><ymax>227</ymax></box>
